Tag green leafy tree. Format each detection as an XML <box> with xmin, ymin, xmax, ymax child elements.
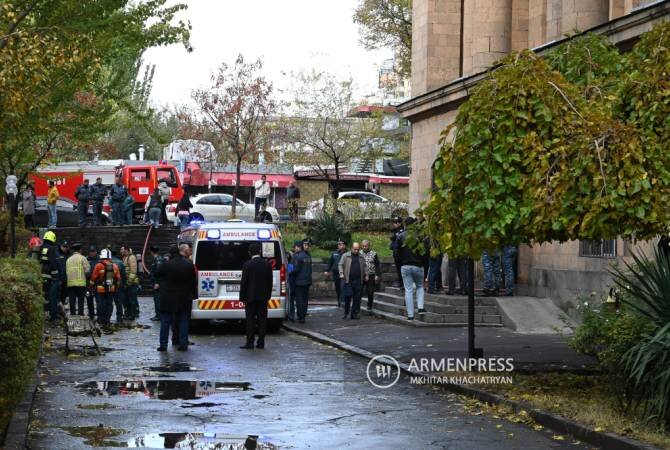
<box><xmin>353</xmin><ymin>0</ymin><xmax>412</xmax><ymax>78</ymax></box>
<box><xmin>619</xmin><ymin>21</ymin><xmax>670</xmax><ymax>152</ymax></box>
<box><xmin>545</xmin><ymin>33</ymin><xmax>625</xmax><ymax>104</ymax></box>
<box><xmin>417</xmin><ymin>50</ymin><xmax>670</xmax><ymax>258</ymax></box>
<box><xmin>0</xmin><ymin>0</ymin><xmax>191</xmax><ymax>190</ymax></box>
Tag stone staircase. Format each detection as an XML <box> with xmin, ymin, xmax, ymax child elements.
<box><xmin>372</xmin><ymin>286</ymin><xmax>503</xmax><ymax>327</ymax></box>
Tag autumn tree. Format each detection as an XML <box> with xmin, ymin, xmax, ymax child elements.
<box><xmin>353</xmin><ymin>0</ymin><xmax>412</xmax><ymax>78</ymax></box>
<box><xmin>193</xmin><ymin>55</ymin><xmax>278</xmax><ymax>217</ymax></box>
<box><xmin>0</xmin><ymin>0</ymin><xmax>191</xmax><ymax>190</ymax></box>
<box><xmin>282</xmin><ymin>70</ymin><xmax>381</xmax><ymax>199</ymax></box>
<box><xmin>415</xmin><ymin>30</ymin><xmax>670</xmax><ymax>259</ymax></box>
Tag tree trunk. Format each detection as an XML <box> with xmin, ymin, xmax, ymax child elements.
<box><xmin>232</xmin><ymin>157</ymin><xmax>242</xmax><ymax>218</ymax></box>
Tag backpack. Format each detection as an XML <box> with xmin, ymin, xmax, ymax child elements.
<box><xmin>103</xmin><ymin>262</ymin><xmax>115</xmax><ymax>291</ymax></box>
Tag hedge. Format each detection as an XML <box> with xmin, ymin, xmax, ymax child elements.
<box><xmin>0</xmin><ymin>257</ymin><xmax>43</xmax><ymax>441</ymax></box>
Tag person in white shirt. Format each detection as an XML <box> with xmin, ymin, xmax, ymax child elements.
<box><xmin>254</xmin><ymin>175</ymin><xmax>271</xmax><ymax>220</ymax></box>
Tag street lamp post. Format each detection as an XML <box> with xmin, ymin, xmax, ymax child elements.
<box><xmin>6</xmin><ymin>175</ymin><xmax>18</xmax><ymax>258</ymax></box>
<box><xmin>467</xmin><ymin>258</ymin><xmax>483</xmax><ymax>359</ymax></box>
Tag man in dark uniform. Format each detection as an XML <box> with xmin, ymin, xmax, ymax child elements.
<box><xmin>239</xmin><ymin>242</ymin><xmax>273</xmax><ymax>349</ymax></box>
<box><xmin>110</xmin><ymin>178</ymin><xmax>128</xmax><ymax>226</ymax></box>
<box><xmin>74</xmin><ymin>179</ymin><xmax>92</xmax><ymax>227</ymax></box>
<box><xmin>90</xmin><ymin>177</ymin><xmax>106</xmax><ymax>226</ymax></box>
<box><xmin>149</xmin><ymin>245</ymin><xmax>165</xmax><ymax>321</ymax></box>
<box><xmin>291</xmin><ymin>239</ymin><xmax>313</xmax><ymax>323</ymax></box>
<box><xmin>57</xmin><ymin>241</ymin><xmax>70</xmax><ymax>307</ymax></box>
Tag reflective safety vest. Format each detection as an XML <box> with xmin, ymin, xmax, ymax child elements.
<box><xmin>66</xmin><ymin>253</ymin><xmax>90</xmax><ymax>287</ymax></box>
<box><xmin>123</xmin><ymin>254</ymin><xmax>139</xmax><ymax>285</ymax></box>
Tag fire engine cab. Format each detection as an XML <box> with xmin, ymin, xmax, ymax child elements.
<box><xmin>29</xmin><ymin>160</ymin><xmax>184</xmax><ymax>226</ymax></box>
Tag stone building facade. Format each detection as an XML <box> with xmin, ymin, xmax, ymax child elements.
<box><xmin>399</xmin><ymin>0</ymin><xmax>670</xmax><ymax>312</ymax></box>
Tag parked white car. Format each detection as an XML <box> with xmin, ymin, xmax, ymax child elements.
<box><xmin>304</xmin><ymin>191</ymin><xmax>408</xmax><ymax>221</ymax></box>
<box><xmin>167</xmin><ymin>193</ymin><xmax>280</xmax><ymax>224</ymax></box>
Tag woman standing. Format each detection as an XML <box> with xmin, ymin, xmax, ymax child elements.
<box><xmin>22</xmin><ymin>183</ymin><xmax>36</xmax><ymax>228</ymax></box>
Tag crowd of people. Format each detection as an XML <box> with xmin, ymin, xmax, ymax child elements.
<box><xmin>31</xmin><ymin>231</ymin><xmax>146</xmax><ymax>326</ymax></box>
<box><xmin>25</xmin><ymin>203</ymin><xmax>517</xmax><ymax>351</ymax></box>
<box><xmin>28</xmin><ymin>177</ymin><xmax>181</xmax><ymax>229</ymax></box>
<box><xmin>314</xmin><ymin>215</ymin><xmax>517</xmax><ymax>321</ymax></box>
<box><xmin>29</xmin><ymin>231</ymin><xmax>198</xmax><ymax>350</ymax></box>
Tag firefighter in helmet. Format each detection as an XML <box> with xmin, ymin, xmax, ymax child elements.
<box><xmin>40</xmin><ymin>231</ymin><xmax>63</xmax><ymax>321</ymax></box>
<box><xmin>89</xmin><ymin>248</ymin><xmax>121</xmax><ymax>326</ymax></box>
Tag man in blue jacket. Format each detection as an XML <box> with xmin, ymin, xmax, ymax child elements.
<box><xmin>290</xmin><ymin>239</ymin><xmax>312</xmax><ymax>323</ymax></box>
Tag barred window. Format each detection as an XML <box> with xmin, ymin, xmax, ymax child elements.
<box><xmin>579</xmin><ymin>239</ymin><xmax>617</xmax><ymax>258</ymax></box>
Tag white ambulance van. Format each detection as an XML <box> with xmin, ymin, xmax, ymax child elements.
<box><xmin>178</xmin><ymin>221</ymin><xmax>288</xmax><ymax>331</ymax></box>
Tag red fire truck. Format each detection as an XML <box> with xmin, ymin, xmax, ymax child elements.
<box><xmin>29</xmin><ymin>160</ymin><xmax>184</xmax><ymax>226</ymax></box>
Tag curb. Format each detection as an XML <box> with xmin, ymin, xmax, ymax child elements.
<box><xmin>3</xmin><ymin>327</ymin><xmax>45</xmax><ymax>450</ymax></box>
<box><xmin>283</xmin><ymin>323</ymin><xmax>662</xmax><ymax>450</ymax></box>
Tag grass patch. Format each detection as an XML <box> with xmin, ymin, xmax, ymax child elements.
<box><xmin>445</xmin><ymin>371</ymin><xmax>670</xmax><ymax>448</ymax></box>
<box><xmin>282</xmin><ymin>230</ymin><xmax>392</xmax><ymax>259</ymax></box>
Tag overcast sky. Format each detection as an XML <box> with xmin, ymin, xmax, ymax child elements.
<box><xmin>143</xmin><ymin>0</ymin><xmax>392</xmax><ymax>108</ymax></box>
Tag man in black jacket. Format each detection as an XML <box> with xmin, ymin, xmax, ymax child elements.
<box><xmin>239</xmin><ymin>242</ymin><xmax>273</xmax><ymax>349</ymax></box>
<box><xmin>74</xmin><ymin>179</ymin><xmax>91</xmax><ymax>227</ymax></box>
<box><xmin>291</xmin><ymin>239</ymin><xmax>313</xmax><ymax>323</ymax></box>
<box><xmin>155</xmin><ymin>244</ymin><xmax>197</xmax><ymax>351</ymax></box>
<box><xmin>90</xmin><ymin>178</ymin><xmax>106</xmax><ymax>226</ymax></box>
<box><xmin>389</xmin><ymin>217</ymin><xmax>404</xmax><ymax>288</ymax></box>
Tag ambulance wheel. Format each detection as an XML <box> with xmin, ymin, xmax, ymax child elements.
<box><xmin>267</xmin><ymin>319</ymin><xmax>282</xmax><ymax>333</ymax></box>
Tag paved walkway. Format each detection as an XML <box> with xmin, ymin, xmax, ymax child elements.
<box><xmin>291</xmin><ymin>305</ymin><xmax>596</xmax><ymax>372</ymax></box>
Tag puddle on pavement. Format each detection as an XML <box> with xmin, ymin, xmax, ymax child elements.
<box><xmin>61</xmin><ymin>425</ymin><xmax>126</xmax><ymax>447</ymax></box>
<box><xmin>125</xmin><ymin>433</ymin><xmax>278</xmax><ymax>449</ymax></box>
<box><xmin>77</xmin><ymin>403</ymin><xmax>117</xmax><ymax>410</ymax></box>
<box><xmin>180</xmin><ymin>402</ymin><xmax>225</xmax><ymax>408</ymax></box>
<box><xmin>136</xmin><ymin>362</ymin><xmax>202</xmax><ymax>372</ymax></box>
<box><xmin>76</xmin><ymin>380</ymin><xmax>251</xmax><ymax>400</ymax></box>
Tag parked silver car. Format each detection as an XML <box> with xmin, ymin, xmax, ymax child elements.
<box><xmin>304</xmin><ymin>191</ymin><xmax>408</xmax><ymax>221</ymax></box>
<box><xmin>167</xmin><ymin>193</ymin><xmax>280</xmax><ymax>224</ymax></box>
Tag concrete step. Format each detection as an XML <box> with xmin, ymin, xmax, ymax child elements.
<box><xmin>370</xmin><ymin>302</ymin><xmax>503</xmax><ymax>327</ymax></box>
<box><xmin>373</xmin><ymin>300</ymin><xmax>502</xmax><ymax>325</ymax></box>
<box><xmin>383</xmin><ymin>286</ymin><xmax>499</xmax><ymax>307</ymax></box>
<box><xmin>374</xmin><ymin>292</ymin><xmax>499</xmax><ymax>315</ymax></box>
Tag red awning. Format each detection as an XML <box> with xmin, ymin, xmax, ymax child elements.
<box><xmin>368</xmin><ymin>175</ymin><xmax>409</xmax><ymax>184</ymax></box>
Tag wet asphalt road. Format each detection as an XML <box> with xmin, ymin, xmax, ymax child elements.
<box><xmin>27</xmin><ymin>300</ymin><xmax>591</xmax><ymax>449</ymax></box>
